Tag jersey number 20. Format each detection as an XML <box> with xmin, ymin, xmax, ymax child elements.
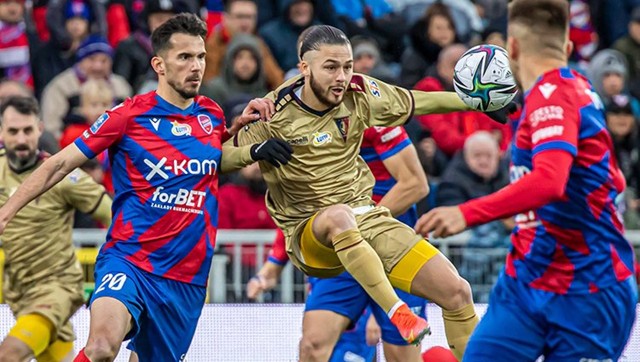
<box><xmin>96</xmin><ymin>273</ymin><xmax>128</xmax><ymax>293</ymax></box>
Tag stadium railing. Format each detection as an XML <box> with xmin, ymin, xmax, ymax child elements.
<box><xmin>4</xmin><ymin>228</ymin><xmax>635</xmax><ymax>305</ymax></box>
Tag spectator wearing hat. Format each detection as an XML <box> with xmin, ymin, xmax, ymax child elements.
<box><xmin>0</xmin><ymin>0</ymin><xmax>37</xmax><ymax>88</ymax></box>
<box><xmin>40</xmin><ymin>35</ymin><xmax>131</xmax><ymax>138</ymax></box>
<box><xmin>113</xmin><ymin>0</ymin><xmax>194</xmax><ymax>92</ymax></box>
<box><xmin>351</xmin><ymin>36</ymin><xmax>396</xmax><ymax>83</ymax></box>
<box><xmin>204</xmin><ymin>0</ymin><xmax>283</xmax><ymax>90</ymax></box>
<box><xmin>200</xmin><ymin>33</ymin><xmax>269</xmax><ymax>109</ymax></box>
<box><xmin>588</xmin><ymin>48</ymin><xmax>640</xmax><ymax>118</ymax></box>
<box><xmin>31</xmin><ymin>0</ymin><xmax>105</xmax><ymax>97</ymax></box>
<box><xmin>613</xmin><ymin>7</ymin><xmax>640</xmax><ymax>98</ymax></box>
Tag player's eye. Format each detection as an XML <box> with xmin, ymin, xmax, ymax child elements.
<box><xmin>325</xmin><ymin>66</ymin><xmax>336</xmax><ymax>71</ymax></box>
<box><xmin>344</xmin><ymin>65</ymin><xmax>353</xmax><ymax>71</ymax></box>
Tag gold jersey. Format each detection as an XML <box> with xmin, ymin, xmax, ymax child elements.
<box><xmin>232</xmin><ymin>74</ymin><xmax>414</xmax><ymax>238</ymax></box>
<box><xmin>0</xmin><ymin>149</ymin><xmax>108</xmax><ymax>287</ymax></box>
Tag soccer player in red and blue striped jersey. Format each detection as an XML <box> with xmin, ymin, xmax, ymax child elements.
<box><xmin>416</xmin><ymin>1</ymin><xmax>637</xmax><ymax>361</ymax></box>
<box><xmin>0</xmin><ymin>13</ymin><xmax>292</xmax><ymax>362</ymax></box>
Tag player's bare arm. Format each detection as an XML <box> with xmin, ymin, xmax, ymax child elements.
<box><xmin>0</xmin><ymin>144</ymin><xmax>88</xmax><ymax>233</ymax></box>
<box><xmin>378</xmin><ymin>146</ymin><xmax>429</xmax><ymax>217</ymax></box>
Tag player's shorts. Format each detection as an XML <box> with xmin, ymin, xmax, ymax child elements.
<box><xmin>330</xmin><ymin>308</ymin><xmax>376</xmax><ymax>362</ymax></box>
<box><xmin>464</xmin><ymin>274</ymin><xmax>638</xmax><ymax>362</ymax></box>
<box><xmin>287</xmin><ymin>205</ymin><xmax>424</xmax><ymax>279</ymax></box>
<box><xmin>306</xmin><ymin>272</ymin><xmax>428</xmax><ymax>346</ymax></box>
<box><xmin>4</xmin><ymin>271</ymin><xmax>84</xmax><ymax>343</ymax></box>
<box><xmin>90</xmin><ymin>255</ymin><xmax>206</xmax><ymax>361</ymax></box>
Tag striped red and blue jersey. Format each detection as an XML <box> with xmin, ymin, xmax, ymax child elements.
<box><xmin>74</xmin><ymin>91</ymin><xmax>226</xmax><ymax>286</ymax></box>
<box><xmin>360</xmin><ymin>126</ymin><xmax>417</xmax><ymax>225</ymax></box>
<box><xmin>463</xmin><ymin>67</ymin><xmax>635</xmax><ymax>294</ymax></box>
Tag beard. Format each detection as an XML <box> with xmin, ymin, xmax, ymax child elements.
<box><xmin>309</xmin><ymin>72</ymin><xmax>342</xmax><ymax>108</ymax></box>
<box><xmin>6</xmin><ymin>146</ymin><xmax>38</xmax><ymax>172</ymax></box>
<box><xmin>168</xmin><ymin>77</ymin><xmax>199</xmax><ymax>100</ymax></box>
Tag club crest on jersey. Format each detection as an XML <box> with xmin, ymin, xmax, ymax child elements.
<box><xmin>335</xmin><ymin>117</ymin><xmax>350</xmax><ymax>141</ymax></box>
<box><xmin>90</xmin><ymin>113</ymin><xmax>109</xmax><ymax>134</ymax></box>
<box><xmin>197</xmin><ymin>114</ymin><xmax>213</xmax><ymax>134</ymax></box>
<box><xmin>171</xmin><ymin>121</ymin><xmax>192</xmax><ymax>136</ymax></box>
<box><xmin>369</xmin><ymin>80</ymin><xmax>381</xmax><ymax>98</ymax></box>
<box><xmin>312</xmin><ymin>131</ymin><xmax>332</xmax><ymax>146</ymax></box>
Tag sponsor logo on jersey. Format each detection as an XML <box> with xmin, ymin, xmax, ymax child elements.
<box><xmin>529</xmin><ymin>105</ymin><xmax>563</xmax><ymax>127</ymax></box>
<box><xmin>90</xmin><ymin>113</ymin><xmax>109</xmax><ymax>134</ymax></box>
<box><xmin>312</xmin><ymin>131</ymin><xmax>332</xmax><ymax>146</ymax></box>
<box><xmin>380</xmin><ymin>127</ymin><xmax>402</xmax><ymax>143</ymax></box>
<box><xmin>83</xmin><ymin>130</ymin><xmax>90</xmax><ymax>139</ymax></box>
<box><xmin>150</xmin><ymin>186</ymin><xmax>206</xmax><ymax>214</ymax></box>
<box><xmin>287</xmin><ymin>136</ymin><xmax>309</xmax><ymax>146</ymax></box>
<box><xmin>532</xmin><ymin>125</ymin><xmax>564</xmax><ymax>143</ymax></box>
<box><xmin>335</xmin><ymin>117</ymin><xmax>350</xmax><ymax>141</ymax></box>
<box><xmin>144</xmin><ymin>157</ymin><xmax>218</xmax><ymax>180</ymax></box>
<box><xmin>171</xmin><ymin>121</ymin><xmax>192</xmax><ymax>136</ymax></box>
<box><xmin>369</xmin><ymin>80</ymin><xmax>381</xmax><ymax>97</ymax></box>
<box><xmin>68</xmin><ymin>169</ymin><xmax>81</xmax><ymax>183</ymax></box>
<box><xmin>538</xmin><ymin>82</ymin><xmax>557</xmax><ymax>99</ymax></box>
<box><xmin>198</xmin><ymin>114</ymin><xmax>213</xmax><ymax>134</ymax></box>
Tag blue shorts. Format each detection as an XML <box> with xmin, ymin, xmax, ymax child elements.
<box><xmin>464</xmin><ymin>275</ymin><xmax>638</xmax><ymax>362</ymax></box>
<box><xmin>306</xmin><ymin>272</ymin><xmax>428</xmax><ymax>347</ymax></box>
<box><xmin>91</xmin><ymin>255</ymin><xmax>206</xmax><ymax>361</ymax></box>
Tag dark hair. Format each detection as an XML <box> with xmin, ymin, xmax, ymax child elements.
<box><xmin>299</xmin><ymin>25</ymin><xmax>350</xmax><ymax>60</ymax></box>
<box><xmin>151</xmin><ymin>12</ymin><xmax>207</xmax><ymax>55</ymax></box>
<box><xmin>509</xmin><ymin>0</ymin><xmax>569</xmax><ymax>36</ymax></box>
<box><xmin>423</xmin><ymin>3</ymin><xmax>456</xmax><ymax>34</ymax></box>
<box><xmin>0</xmin><ymin>96</ymin><xmax>39</xmax><ymax>121</ymax></box>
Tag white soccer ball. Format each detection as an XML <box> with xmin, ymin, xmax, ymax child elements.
<box><xmin>453</xmin><ymin>44</ymin><xmax>518</xmax><ymax>112</ymax></box>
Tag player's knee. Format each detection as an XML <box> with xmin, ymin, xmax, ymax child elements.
<box><xmin>321</xmin><ymin>204</ymin><xmax>356</xmax><ymax>238</ymax></box>
<box><xmin>442</xmin><ymin>277</ymin><xmax>473</xmax><ymax>310</ymax></box>
<box><xmin>298</xmin><ymin>334</ymin><xmax>333</xmax><ymax>361</ymax></box>
<box><xmin>85</xmin><ymin>337</ymin><xmax>120</xmax><ymax>361</ymax></box>
<box><xmin>0</xmin><ymin>344</ymin><xmax>30</xmax><ymax>362</ymax></box>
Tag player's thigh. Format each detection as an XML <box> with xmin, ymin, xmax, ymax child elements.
<box><xmin>301</xmin><ymin>310</ymin><xmax>352</xmax><ymax>353</ymax></box>
<box><xmin>311</xmin><ymin>204</ymin><xmax>358</xmax><ymax>244</ymax></box>
<box><xmin>89</xmin><ymin>256</ymin><xmax>142</xmax><ymax>346</ymax></box>
<box><xmin>127</xmin><ymin>272</ymin><xmax>206</xmax><ymax>362</ymax></box>
<box><xmin>463</xmin><ymin>279</ymin><xmax>546</xmax><ymax>362</ymax></box>
<box><xmin>382</xmin><ymin>343</ymin><xmax>422</xmax><ymax>362</ymax></box>
<box><xmin>544</xmin><ymin>278</ymin><xmax>637</xmax><ymax>362</ymax></box>
<box><xmin>289</xmin><ymin>213</ymin><xmax>345</xmax><ymax>278</ymax></box>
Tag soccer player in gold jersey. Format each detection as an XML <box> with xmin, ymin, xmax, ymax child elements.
<box><xmin>0</xmin><ymin>96</ymin><xmax>112</xmax><ymax>362</ymax></box>
<box><xmin>232</xmin><ymin>25</ymin><xmax>511</xmax><ymax>361</ymax></box>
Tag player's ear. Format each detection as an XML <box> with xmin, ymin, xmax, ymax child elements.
<box><xmin>151</xmin><ymin>56</ymin><xmax>165</xmax><ymax>76</ymax></box>
<box><xmin>507</xmin><ymin>36</ymin><xmax>518</xmax><ymax>61</ymax></box>
<box><xmin>565</xmin><ymin>40</ymin><xmax>574</xmax><ymax>59</ymax></box>
<box><xmin>300</xmin><ymin>60</ymin><xmax>310</xmax><ymax>77</ymax></box>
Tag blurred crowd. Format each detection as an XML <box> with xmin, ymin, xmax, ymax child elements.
<box><xmin>3</xmin><ymin>0</ymin><xmax>640</xmax><ymax>300</ymax></box>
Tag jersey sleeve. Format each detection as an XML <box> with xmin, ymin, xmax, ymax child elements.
<box><xmin>59</xmin><ymin>168</ymin><xmax>109</xmax><ymax>214</ymax></box>
<box><xmin>73</xmin><ymin>101</ymin><xmax>129</xmax><ymax>159</ymax></box>
<box><xmin>367</xmin><ymin>126</ymin><xmax>412</xmax><ymax>161</ymax></box>
<box><xmin>527</xmin><ymin>86</ymin><xmax>580</xmax><ymax>157</ymax></box>
<box><xmin>357</xmin><ymin>75</ymin><xmax>414</xmax><ymax>128</ymax></box>
<box><xmin>267</xmin><ymin>229</ymin><xmax>289</xmax><ymax>266</ymax></box>
<box><xmin>232</xmin><ymin>119</ymin><xmax>272</xmax><ymax>147</ymax></box>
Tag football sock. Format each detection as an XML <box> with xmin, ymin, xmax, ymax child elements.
<box><xmin>442</xmin><ymin>304</ymin><xmax>479</xmax><ymax>361</ymax></box>
<box><xmin>332</xmin><ymin>228</ymin><xmax>400</xmax><ymax>313</ymax></box>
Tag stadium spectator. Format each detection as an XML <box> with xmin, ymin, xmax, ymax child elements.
<box><xmin>40</xmin><ymin>35</ymin><xmax>131</xmax><ymax>138</ymax></box>
<box><xmin>605</xmin><ymin>94</ymin><xmax>640</xmax><ymax>226</ymax></box>
<box><xmin>204</xmin><ymin>0</ymin><xmax>283</xmax><ymax>89</ymax></box>
<box><xmin>113</xmin><ymin>0</ymin><xmax>188</xmax><ymax>92</ymax></box>
<box><xmin>31</xmin><ymin>0</ymin><xmax>99</xmax><ymax>97</ymax></box>
<box><xmin>400</xmin><ymin>2</ymin><xmax>459</xmax><ymax>88</ymax></box>
<box><xmin>568</xmin><ymin>0</ymin><xmax>598</xmax><ymax>72</ymax></box>
<box><xmin>0</xmin><ymin>0</ymin><xmax>36</xmax><ymax>89</ymax></box>
<box><xmin>351</xmin><ymin>35</ymin><xmax>396</xmax><ymax>83</ymax></box>
<box><xmin>436</xmin><ymin>131</ymin><xmax>511</xmax><ymax>302</ymax></box>
<box><xmin>0</xmin><ymin>79</ymin><xmax>58</xmax><ymax>155</ymax></box>
<box><xmin>588</xmin><ymin>48</ymin><xmax>640</xmax><ymax>117</ymax></box>
<box><xmin>414</xmin><ymin>44</ymin><xmax>511</xmax><ymax>157</ymax></box>
<box><xmin>613</xmin><ymin>7</ymin><xmax>640</xmax><ymax>98</ymax></box>
<box><xmin>0</xmin><ymin>95</ymin><xmax>111</xmax><ymax>362</ymax></box>
<box><xmin>200</xmin><ymin>34</ymin><xmax>269</xmax><ymax>110</ymax></box>
<box><xmin>260</xmin><ymin>0</ymin><xmax>318</xmax><ymax>72</ymax></box>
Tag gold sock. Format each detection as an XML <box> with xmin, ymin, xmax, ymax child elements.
<box><xmin>332</xmin><ymin>229</ymin><xmax>400</xmax><ymax>313</ymax></box>
<box><xmin>442</xmin><ymin>304</ymin><xmax>479</xmax><ymax>361</ymax></box>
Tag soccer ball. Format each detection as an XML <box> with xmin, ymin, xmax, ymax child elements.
<box><xmin>453</xmin><ymin>44</ymin><xmax>518</xmax><ymax>112</ymax></box>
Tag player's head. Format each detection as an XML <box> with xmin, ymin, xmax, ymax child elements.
<box><xmin>0</xmin><ymin>96</ymin><xmax>42</xmax><ymax>171</ymax></box>
<box><xmin>299</xmin><ymin>25</ymin><xmax>352</xmax><ymax>108</ymax></box>
<box><xmin>151</xmin><ymin>13</ymin><xmax>207</xmax><ymax>100</ymax></box>
<box><xmin>507</xmin><ymin>0</ymin><xmax>571</xmax><ymax>84</ymax></box>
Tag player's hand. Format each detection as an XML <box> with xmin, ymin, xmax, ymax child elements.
<box><xmin>365</xmin><ymin>314</ymin><xmax>381</xmax><ymax>346</ymax></box>
<box><xmin>485</xmin><ymin>101</ymin><xmax>518</xmax><ymax>124</ymax></box>
<box><xmin>250</xmin><ymin>138</ymin><xmax>293</xmax><ymax>167</ymax></box>
<box><xmin>246</xmin><ymin>274</ymin><xmax>278</xmax><ymax>300</ymax></box>
<box><xmin>414</xmin><ymin>206</ymin><xmax>467</xmax><ymax>238</ymax></box>
<box><xmin>227</xmin><ymin>98</ymin><xmax>276</xmax><ymax>136</ymax></box>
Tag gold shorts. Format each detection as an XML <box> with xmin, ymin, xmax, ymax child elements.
<box><xmin>287</xmin><ymin>205</ymin><xmax>434</xmax><ymax>282</ymax></box>
<box><xmin>4</xmin><ymin>275</ymin><xmax>84</xmax><ymax>342</ymax></box>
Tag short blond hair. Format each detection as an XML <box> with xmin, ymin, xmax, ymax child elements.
<box><xmin>80</xmin><ymin>79</ymin><xmax>113</xmax><ymax>106</ymax></box>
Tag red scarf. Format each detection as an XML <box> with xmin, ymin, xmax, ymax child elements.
<box><xmin>0</xmin><ymin>21</ymin><xmax>33</xmax><ymax>88</ymax></box>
